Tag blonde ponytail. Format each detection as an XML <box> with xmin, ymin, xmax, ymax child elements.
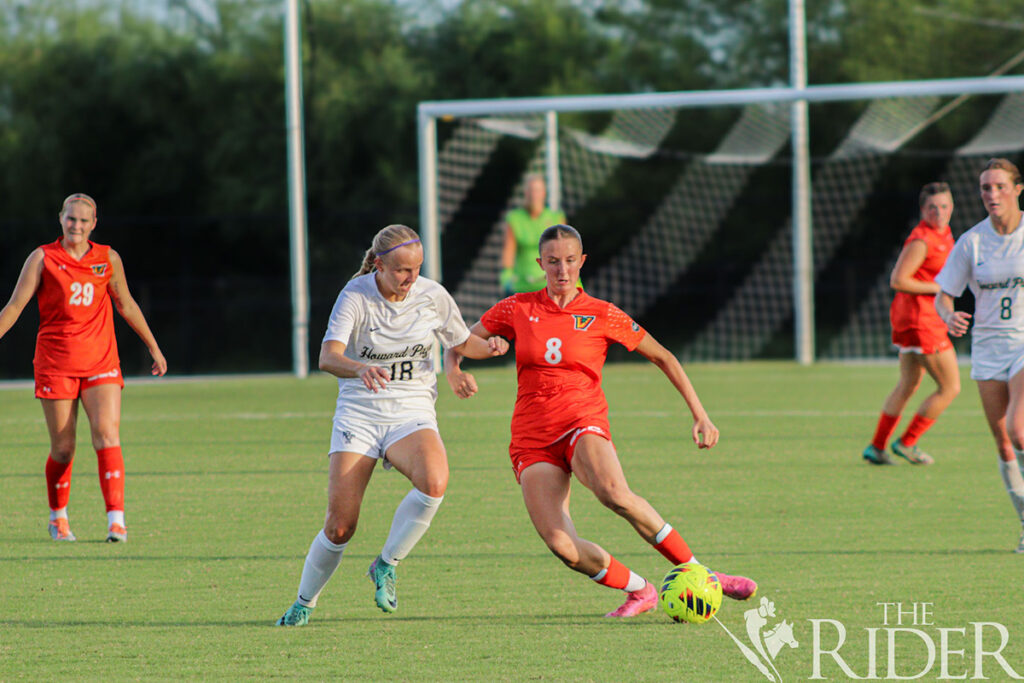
<box><xmin>351</xmin><ymin>224</ymin><xmax>421</xmax><ymax>279</ymax></box>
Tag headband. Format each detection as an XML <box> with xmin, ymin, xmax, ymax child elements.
<box><xmin>377</xmin><ymin>238</ymin><xmax>420</xmax><ymax>256</ymax></box>
<box><xmin>62</xmin><ymin>194</ymin><xmax>97</xmax><ymax>212</ymax></box>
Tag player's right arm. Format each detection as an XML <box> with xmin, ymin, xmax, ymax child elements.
<box><xmin>933</xmin><ymin>233</ymin><xmax>972</xmax><ymax>337</ymax></box>
<box><xmin>890</xmin><ymin>239</ymin><xmax>939</xmax><ymax>294</ymax></box>
<box><xmin>0</xmin><ymin>249</ymin><xmax>44</xmax><ymax>340</ymax></box>
<box><xmin>935</xmin><ymin>292</ymin><xmax>970</xmax><ymax>337</ymax></box>
<box><xmin>444</xmin><ymin>321</ymin><xmax>495</xmax><ymax>399</ymax></box>
<box><xmin>318</xmin><ymin>340</ymin><xmax>390</xmax><ymax>393</ymax></box>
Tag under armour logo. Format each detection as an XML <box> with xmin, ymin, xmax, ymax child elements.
<box><xmin>104</xmin><ymin>470</ymin><xmax>122</xmax><ymax>480</ymax></box>
<box><xmin>529</xmin><ymin>316</ymin><xmax>540</xmax><ymax>322</ymax></box>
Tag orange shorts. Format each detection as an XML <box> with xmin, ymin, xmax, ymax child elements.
<box><xmin>35</xmin><ymin>367</ymin><xmax>124</xmax><ymax>399</ymax></box>
<box><xmin>510</xmin><ymin>425</ymin><xmax>612</xmax><ymax>483</ymax></box>
<box><xmin>892</xmin><ymin>327</ymin><xmax>952</xmax><ymax>355</ymax></box>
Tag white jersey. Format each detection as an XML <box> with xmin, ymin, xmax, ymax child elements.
<box><xmin>322</xmin><ymin>273</ymin><xmax>470</xmax><ymax>423</ymax></box>
<box><xmin>935</xmin><ymin>215</ymin><xmax>1024</xmax><ymax>349</ymax></box>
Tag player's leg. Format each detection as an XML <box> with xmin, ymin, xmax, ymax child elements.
<box><xmin>41</xmin><ymin>397</ymin><xmax>79</xmax><ymax>541</ymax></box>
<box><xmin>865</xmin><ymin>353</ymin><xmax>924</xmax><ymax>464</ymax></box>
<box><xmin>976</xmin><ymin>379</ymin><xmax>1024</xmax><ymax>551</ymax></box>
<box><xmin>892</xmin><ymin>347</ymin><xmax>960</xmax><ymax>465</ymax></box>
<box><xmin>80</xmin><ymin>383</ymin><xmax>126</xmax><ymax>541</ymax></box>
<box><xmin>278</xmin><ymin>450</ymin><xmax>376</xmax><ymax>626</ymax></box>
<box><xmin>519</xmin><ymin>461</ymin><xmax>653</xmax><ymax>617</ymax></box>
<box><xmin>1004</xmin><ymin>369</ymin><xmax>1024</xmax><ymax>553</ymax></box>
<box><xmin>368</xmin><ymin>428</ymin><xmax>448</xmax><ymax>613</ymax></box>
<box><xmin>571</xmin><ymin>433</ymin><xmax>756</xmax><ymax>600</ymax></box>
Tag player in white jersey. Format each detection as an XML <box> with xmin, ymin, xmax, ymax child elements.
<box><xmin>277</xmin><ymin>225</ymin><xmax>507</xmax><ymax>626</ymax></box>
<box><xmin>935</xmin><ymin>158</ymin><xmax>1024</xmax><ymax>552</ymax></box>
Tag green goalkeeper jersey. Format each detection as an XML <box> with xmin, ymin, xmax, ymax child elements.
<box><xmin>505</xmin><ymin>207</ymin><xmax>567</xmax><ymax>292</ymax></box>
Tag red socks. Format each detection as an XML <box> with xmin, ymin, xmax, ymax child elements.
<box><xmin>871</xmin><ymin>412</ymin><xmax>901</xmax><ymax>451</ymax></box>
<box><xmin>900</xmin><ymin>414</ymin><xmax>936</xmax><ymax>447</ymax></box>
<box><xmin>653</xmin><ymin>527</ymin><xmax>694</xmax><ymax>565</ymax></box>
<box><xmin>96</xmin><ymin>446</ymin><xmax>125</xmax><ymax>512</ymax></box>
<box><xmin>594</xmin><ymin>556</ymin><xmax>631</xmax><ymax>589</ymax></box>
<box><xmin>45</xmin><ymin>455</ymin><xmax>73</xmax><ymax>511</ymax></box>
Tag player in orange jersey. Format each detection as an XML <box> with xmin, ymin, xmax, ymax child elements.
<box><xmin>0</xmin><ymin>193</ymin><xmax>166</xmax><ymax>542</ymax></box>
<box><xmin>446</xmin><ymin>224</ymin><xmax>756</xmax><ymax>618</ymax></box>
<box><xmin>862</xmin><ymin>183</ymin><xmax>960</xmax><ymax>466</ymax></box>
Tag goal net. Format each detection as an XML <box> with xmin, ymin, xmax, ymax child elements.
<box><xmin>424</xmin><ymin>83</ymin><xmax>1024</xmax><ymax>361</ymax></box>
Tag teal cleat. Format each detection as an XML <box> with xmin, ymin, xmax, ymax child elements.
<box><xmin>891</xmin><ymin>439</ymin><xmax>934</xmax><ymax>465</ymax></box>
<box><xmin>862</xmin><ymin>444</ymin><xmax>893</xmax><ymax>465</ymax></box>
<box><xmin>367</xmin><ymin>555</ymin><xmax>397</xmax><ymax>613</ymax></box>
<box><xmin>276</xmin><ymin>601</ymin><xmax>312</xmax><ymax>626</ymax></box>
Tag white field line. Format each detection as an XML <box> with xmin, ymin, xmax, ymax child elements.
<box><xmin>0</xmin><ymin>407</ymin><xmax>985</xmax><ymax>426</ymax></box>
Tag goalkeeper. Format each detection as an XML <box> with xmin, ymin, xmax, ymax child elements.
<box><xmin>500</xmin><ymin>174</ymin><xmax>568</xmax><ymax>294</ymax></box>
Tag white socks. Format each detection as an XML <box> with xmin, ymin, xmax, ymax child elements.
<box><xmin>999</xmin><ymin>458</ymin><xmax>1024</xmax><ymax>524</ymax></box>
<box><xmin>381</xmin><ymin>489</ymin><xmax>443</xmax><ymax>565</ymax></box>
<box><xmin>293</xmin><ymin>489</ymin><xmax>442</xmax><ymax>608</ymax></box>
<box><xmin>296</xmin><ymin>530</ymin><xmax>347</xmax><ymax>608</ymax></box>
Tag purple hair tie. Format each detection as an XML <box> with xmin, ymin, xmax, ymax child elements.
<box><xmin>377</xmin><ymin>238</ymin><xmax>421</xmax><ymax>255</ymax></box>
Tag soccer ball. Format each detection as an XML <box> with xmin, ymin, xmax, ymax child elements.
<box><xmin>658</xmin><ymin>563</ymin><xmax>722</xmax><ymax>624</ymax></box>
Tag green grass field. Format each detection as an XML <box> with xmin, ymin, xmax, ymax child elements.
<box><xmin>3</xmin><ymin>362</ymin><xmax>1023</xmax><ymax>681</ymax></box>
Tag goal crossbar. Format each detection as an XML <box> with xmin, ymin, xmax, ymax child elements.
<box><xmin>418</xmin><ymin>75</ymin><xmax>1024</xmax><ymax>119</ymax></box>
<box><xmin>417</xmin><ymin>75</ymin><xmax>1024</xmax><ymax>362</ymax></box>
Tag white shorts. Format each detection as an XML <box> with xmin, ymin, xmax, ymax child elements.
<box><xmin>970</xmin><ymin>339</ymin><xmax>1024</xmax><ymax>382</ymax></box>
<box><xmin>329</xmin><ymin>416</ymin><xmax>439</xmax><ymax>467</ymax></box>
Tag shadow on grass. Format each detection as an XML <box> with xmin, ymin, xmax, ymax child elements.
<box><xmin>1</xmin><ymin>613</ymin><xmax>671</xmax><ymax>629</ymax></box>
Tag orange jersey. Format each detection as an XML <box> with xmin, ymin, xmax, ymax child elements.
<box><xmin>34</xmin><ymin>240</ymin><xmax>120</xmax><ymax>375</ymax></box>
<box><xmin>890</xmin><ymin>221</ymin><xmax>953</xmax><ymax>333</ymax></box>
<box><xmin>480</xmin><ymin>289</ymin><xmax>646</xmax><ymax>450</ymax></box>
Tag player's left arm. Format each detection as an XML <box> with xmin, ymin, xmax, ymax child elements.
<box><xmin>633</xmin><ymin>332</ymin><xmax>718</xmax><ymax>449</ymax></box>
<box><xmin>107</xmin><ymin>250</ymin><xmax>167</xmax><ymax>376</ymax></box>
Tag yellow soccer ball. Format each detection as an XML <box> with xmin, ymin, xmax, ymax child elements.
<box><xmin>658</xmin><ymin>563</ymin><xmax>723</xmax><ymax>624</ymax></box>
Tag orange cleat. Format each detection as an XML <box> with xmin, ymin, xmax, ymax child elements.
<box><xmin>106</xmin><ymin>523</ymin><xmax>127</xmax><ymax>543</ymax></box>
<box><xmin>47</xmin><ymin>518</ymin><xmax>76</xmax><ymax>542</ymax></box>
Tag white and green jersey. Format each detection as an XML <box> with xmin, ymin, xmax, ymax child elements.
<box><xmin>936</xmin><ymin>215</ymin><xmax>1024</xmax><ymax>349</ymax></box>
<box><xmin>322</xmin><ymin>273</ymin><xmax>470</xmax><ymax>423</ymax></box>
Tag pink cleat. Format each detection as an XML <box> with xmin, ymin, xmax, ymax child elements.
<box><xmin>604</xmin><ymin>582</ymin><xmax>658</xmax><ymax>617</ymax></box>
<box><xmin>715</xmin><ymin>572</ymin><xmax>757</xmax><ymax>601</ymax></box>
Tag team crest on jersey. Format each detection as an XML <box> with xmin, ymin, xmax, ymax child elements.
<box><xmin>572</xmin><ymin>314</ymin><xmax>596</xmax><ymax>331</ymax></box>
<box><xmin>91</xmin><ymin>263</ymin><xmax>108</xmax><ymax>276</ymax></box>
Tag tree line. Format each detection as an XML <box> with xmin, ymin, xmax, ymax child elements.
<box><xmin>0</xmin><ymin>0</ymin><xmax>1020</xmax><ymax>375</ymax></box>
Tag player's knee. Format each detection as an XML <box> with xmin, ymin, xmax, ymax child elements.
<box><xmin>896</xmin><ymin>381</ymin><xmax>920</xmax><ymax>401</ymax></box>
<box><xmin>91</xmin><ymin>424</ymin><xmax>120</xmax><ymax>449</ymax></box>
<box><xmin>419</xmin><ymin>474</ymin><xmax>448</xmax><ymax>499</ymax></box>
<box><xmin>541</xmin><ymin>532</ymin><xmax>578</xmax><ymax>566</ymax></box>
<box><xmin>594</xmin><ymin>484</ymin><xmax>637</xmax><ymax>516</ymax></box>
<box><xmin>324</xmin><ymin>522</ymin><xmax>356</xmax><ymax>545</ymax></box>
<box><xmin>50</xmin><ymin>443</ymin><xmax>75</xmax><ymax>462</ymax></box>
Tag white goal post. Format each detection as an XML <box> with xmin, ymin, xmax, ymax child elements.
<box><xmin>417</xmin><ymin>75</ymin><xmax>1024</xmax><ymax>363</ymax></box>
